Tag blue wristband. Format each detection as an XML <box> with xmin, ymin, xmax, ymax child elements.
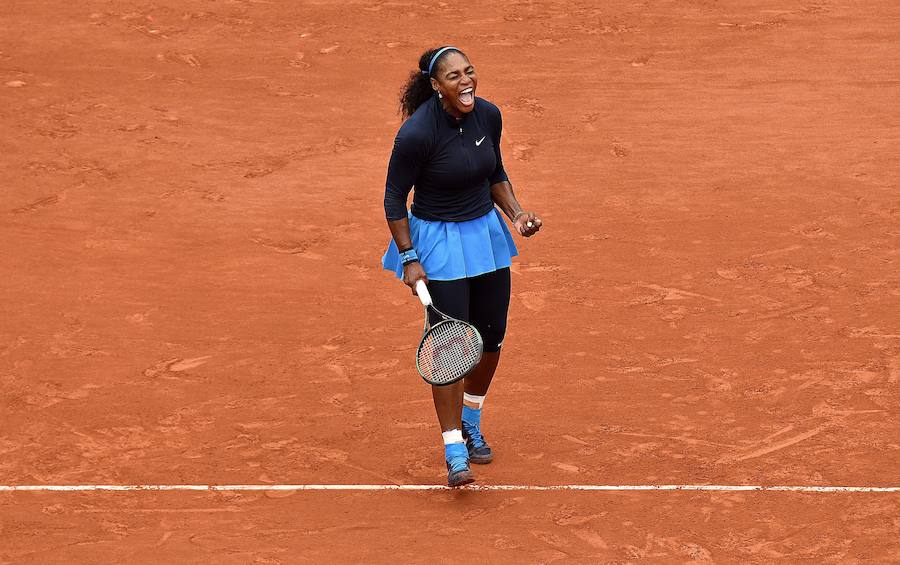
<box><xmin>399</xmin><ymin>248</ymin><xmax>419</xmax><ymax>265</ymax></box>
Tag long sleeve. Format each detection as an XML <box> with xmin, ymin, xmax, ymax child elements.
<box><xmin>487</xmin><ymin>105</ymin><xmax>509</xmax><ymax>186</ymax></box>
<box><xmin>383</xmin><ymin>128</ymin><xmax>427</xmax><ymax>221</ymax></box>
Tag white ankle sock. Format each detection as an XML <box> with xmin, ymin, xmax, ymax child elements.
<box><xmin>442</xmin><ymin>429</ymin><xmax>464</xmax><ymax>445</ymax></box>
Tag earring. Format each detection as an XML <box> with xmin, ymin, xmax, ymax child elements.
<box><xmin>438</xmin><ymin>92</ymin><xmax>443</xmax><ymax>99</ymax></box>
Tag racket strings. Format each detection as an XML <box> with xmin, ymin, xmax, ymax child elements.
<box><xmin>417</xmin><ymin>321</ymin><xmax>482</xmax><ymax>385</ymax></box>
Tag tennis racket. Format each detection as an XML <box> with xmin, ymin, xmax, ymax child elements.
<box><xmin>414</xmin><ymin>280</ymin><xmax>484</xmax><ymax>386</ymax></box>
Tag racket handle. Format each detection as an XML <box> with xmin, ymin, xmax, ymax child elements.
<box><xmin>415</xmin><ymin>280</ymin><xmax>433</xmax><ymax>307</ymax></box>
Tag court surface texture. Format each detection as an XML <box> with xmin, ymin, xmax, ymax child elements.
<box><xmin>2</xmin><ymin>0</ymin><xmax>898</xmax><ymax>562</ymax></box>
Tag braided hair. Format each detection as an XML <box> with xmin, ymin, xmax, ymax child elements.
<box><xmin>398</xmin><ymin>46</ymin><xmax>463</xmax><ymax>119</ymax></box>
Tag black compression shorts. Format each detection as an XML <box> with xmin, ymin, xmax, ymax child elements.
<box><xmin>426</xmin><ymin>268</ymin><xmax>510</xmax><ymax>353</ymax></box>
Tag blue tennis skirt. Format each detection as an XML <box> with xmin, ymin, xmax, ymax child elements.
<box><xmin>382</xmin><ymin>208</ymin><xmax>518</xmax><ymax>281</ymax></box>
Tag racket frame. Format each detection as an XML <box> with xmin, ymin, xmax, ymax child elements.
<box><xmin>414</xmin><ymin>280</ymin><xmax>484</xmax><ymax>386</ymax></box>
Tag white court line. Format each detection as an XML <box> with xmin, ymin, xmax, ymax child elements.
<box><xmin>1</xmin><ymin>484</ymin><xmax>899</xmax><ymax>492</ymax></box>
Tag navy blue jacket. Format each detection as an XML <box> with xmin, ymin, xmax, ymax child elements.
<box><xmin>383</xmin><ymin>95</ymin><xmax>509</xmax><ymax>222</ymax></box>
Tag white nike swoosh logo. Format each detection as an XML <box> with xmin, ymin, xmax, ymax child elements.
<box><xmin>475</xmin><ymin>136</ymin><xmax>486</xmax><ymax>146</ymax></box>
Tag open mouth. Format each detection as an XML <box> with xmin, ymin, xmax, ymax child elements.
<box><xmin>459</xmin><ymin>87</ymin><xmax>474</xmax><ymax>106</ymax></box>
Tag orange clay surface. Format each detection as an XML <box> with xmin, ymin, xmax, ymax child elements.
<box><xmin>2</xmin><ymin>0</ymin><xmax>899</xmax><ymax>563</ymax></box>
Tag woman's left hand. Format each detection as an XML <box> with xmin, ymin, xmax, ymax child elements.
<box><xmin>513</xmin><ymin>211</ymin><xmax>542</xmax><ymax>237</ymax></box>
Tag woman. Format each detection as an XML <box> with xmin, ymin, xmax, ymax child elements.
<box><xmin>382</xmin><ymin>46</ymin><xmax>542</xmax><ymax>487</ymax></box>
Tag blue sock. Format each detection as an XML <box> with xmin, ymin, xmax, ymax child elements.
<box><xmin>445</xmin><ymin>442</ymin><xmax>467</xmax><ymax>462</ymax></box>
<box><xmin>462</xmin><ymin>405</ymin><xmax>481</xmax><ymax>428</ymax></box>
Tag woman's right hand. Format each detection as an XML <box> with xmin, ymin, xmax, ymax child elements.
<box><xmin>403</xmin><ymin>261</ymin><xmax>428</xmax><ymax>294</ymax></box>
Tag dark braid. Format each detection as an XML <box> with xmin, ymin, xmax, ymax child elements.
<box><xmin>398</xmin><ymin>46</ymin><xmax>462</xmax><ymax>119</ymax></box>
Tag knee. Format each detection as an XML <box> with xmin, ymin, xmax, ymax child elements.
<box><xmin>479</xmin><ymin>321</ymin><xmax>507</xmax><ymax>353</ymax></box>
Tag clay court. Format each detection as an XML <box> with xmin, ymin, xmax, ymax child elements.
<box><xmin>2</xmin><ymin>0</ymin><xmax>899</xmax><ymax>562</ymax></box>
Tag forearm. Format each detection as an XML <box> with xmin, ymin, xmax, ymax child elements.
<box><xmin>490</xmin><ymin>181</ymin><xmax>524</xmax><ymax>221</ymax></box>
<box><xmin>388</xmin><ymin>216</ymin><xmax>428</xmax><ymax>286</ymax></box>
<box><xmin>387</xmin><ymin>217</ymin><xmax>414</xmax><ymax>250</ymax></box>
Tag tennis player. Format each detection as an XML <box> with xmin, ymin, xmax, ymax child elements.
<box><xmin>382</xmin><ymin>46</ymin><xmax>542</xmax><ymax>487</ymax></box>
